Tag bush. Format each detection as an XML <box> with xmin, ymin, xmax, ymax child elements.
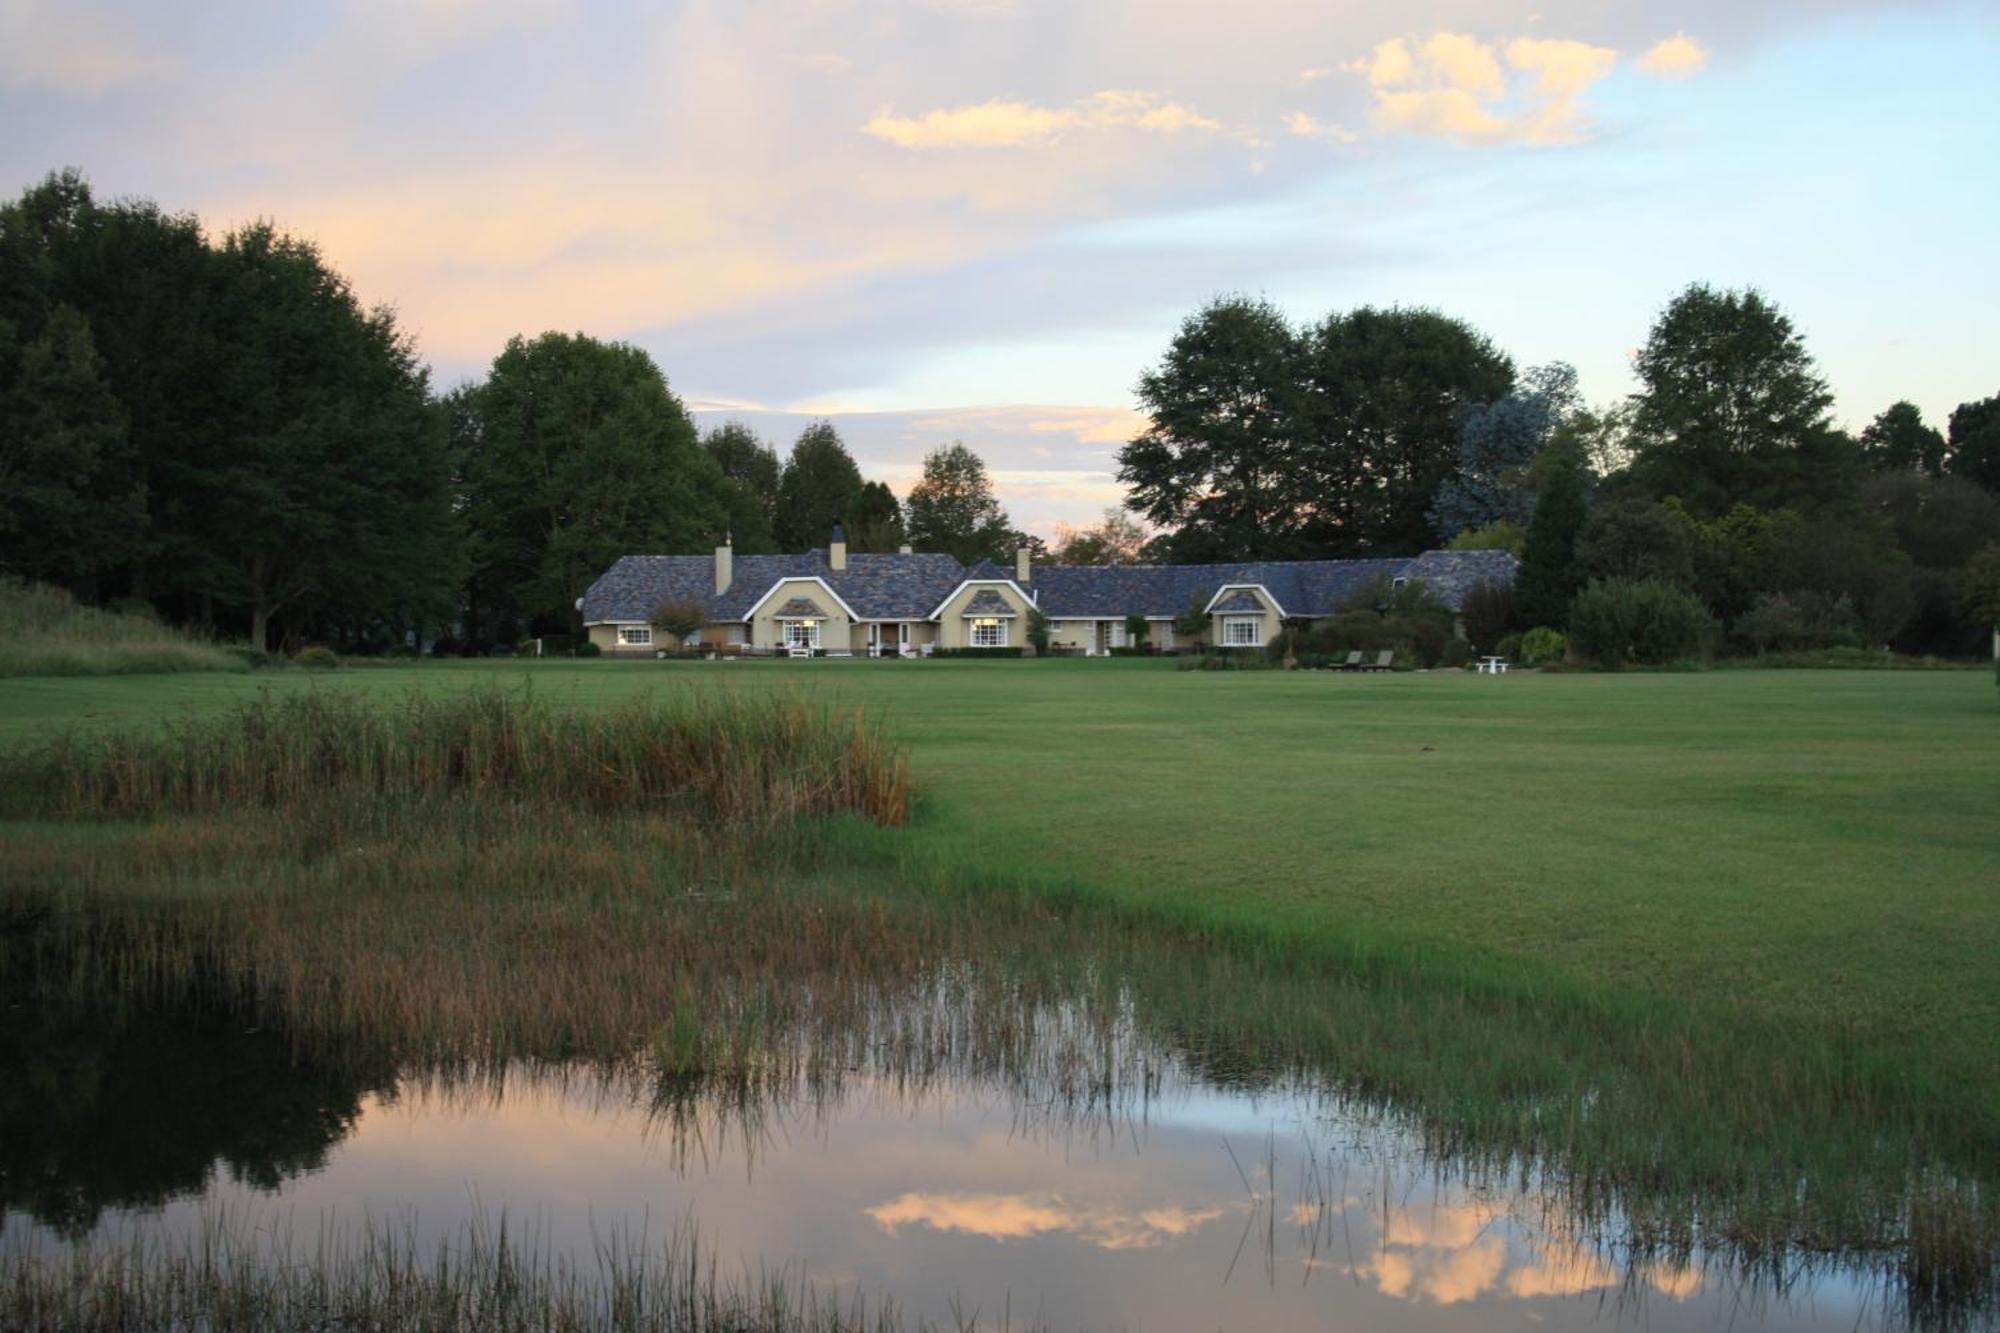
<box><xmin>1439</xmin><ymin>638</ymin><xmax>1473</xmax><ymax>669</ymax></box>
<box><xmin>1735</xmin><ymin>591</ymin><xmax>1862</xmax><ymax>654</ymax></box>
<box><xmin>294</xmin><ymin>646</ymin><xmax>339</xmax><ymax>671</ymax></box>
<box><xmin>575</xmin><ymin>641</ymin><xmax>602</xmax><ymax>658</ymax></box>
<box><xmin>1519</xmin><ymin>626</ymin><xmax>1567</xmax><ymax>666</ymax></box>
<box><xmin>1568</xmin><ymin>578</ymin><xmax>1717</xmax><ymax>667</ymax></box>
<box><xmin>930</xmin><ymin>647</ymin><xmax>1025</xmax><ymax>659</ymax></box>
<box><xmin>1458</xmin><ymin>580</ymin><xmax>1516</xmax><ymax>653</ymax></box>
<box><xmin>0</xmin><ymin>580</ymin><xmax>247</xmax><ymax>678</ymax></box>
<box><xmin>1177</xmin><ymin>651</ymin><xmax>1272</xmax><ymax>671</ymax></box>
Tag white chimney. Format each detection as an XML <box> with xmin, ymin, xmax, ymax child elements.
<box><xmin>1015</xmin><ymin>544</ymin><xmax>1031</xmax><ymax>584</ymax></box>
<box><xmin>898</xmin><ymin>543</ymin><xmax>913</xmax><ymax>556</ymax></box>
<box><xmin>714</xmin><ymin>535</ymin><xmax>732</xmax><ymax>594</ymax></box>
<box><xmin>829</xmin><ymin>521</ymin><xmax>847</xmax><ymax>572</ymax></box>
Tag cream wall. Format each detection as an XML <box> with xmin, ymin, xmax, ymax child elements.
<box><xmin>1210</xmin><ymin>588</ymin><xmax>1282</xmax><ymax>648</ymax></box>
<box><xmin>934</xmin><ymin>581</ymin><xmax>1034</xmax><ymax>650</ymax></box>
<box><xmin>746</xmin><ymin>578</ymin><xmax>853</xmax><ymax>651</ymax></box>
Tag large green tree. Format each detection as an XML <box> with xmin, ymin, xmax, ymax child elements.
<box><xmin>1625</xmin><ymin>284</ymin><xmax>1839</xmax><ymax>515</ymax></box>
<box><xmin>1860</xmin><ymin>401</ymin><xmax>1946</xmax><ymax>476</ymax></box>
<box><xmin>703</xmin><ymin>421</ymin><xmax>781</xmax><ymax>547</ymax></box>
<box><xmin>1119</xmin><ymin>297</ymin><xmax>1513</xmax><ymax>560</ymax></box>
<box><xmin>774</xmin><ymin>421</ymin><xmax>864</xmax><ymax>551</ymax></box>
<box><xmin>1947</xmin><ymin>394</ymin><xmax>2000</xmax><ymax>493</ymax></box>
<box><xmin>904</xmin><ymin>441</ymin><xmax>1014</xmax><ymax>565</ymax></box>
<box><xmin>1515</xmin><ymin>449</ymin><xmax>1589</xmax><ymax>629</ymax></box>
<box><xmin>1119</xmin><ymin>297</ymin><xmax>1305</xmax><ymax>561</ymax></box>
<box><xmin>461</xmin><ymin>332</ymin><xmax>732</xmax><ymax>634</ymax></box>
<box><xmin>1298</xmin><ymin>305</ymin><xmax>1514</xmax><ymax>553</ymax></box>
<box><xmin>845</xmin><ymin>480</ymin><xmax>906</xmax><ymax>553</ymax></box>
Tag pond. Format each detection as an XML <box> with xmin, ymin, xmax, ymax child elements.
<box><xmin>0</xmin><ymin>973</ymin><xmax>1909</xmax><ymax>1332</ymax></box>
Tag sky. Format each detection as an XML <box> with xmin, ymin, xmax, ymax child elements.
<box><xmin>5</xmin><ymin>0</ymin><xmax>1997</xmax><ymax>537</ymax></box>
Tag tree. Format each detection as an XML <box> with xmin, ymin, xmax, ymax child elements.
<box><xmin>648</xmin><ymin>597</ymin><xmax>707</xmax><ymax>646</ymax></box>
<box><xmin>905</xmin><ymin>441</ymin><xmax>1014</xmax><ymax>565</ymax></box>
<box><xmin>703</xmin><ymin>422</ymin><xmax>781</xmax><ymax>514</ymax></box>
<box><xmin>1118</xmin><ymin>297</ymin><xmax>1306</xmax><ymax>561</ymax></box>
<box><xmin>774</xmin><ymin>421</ymin><xmax>863</xmax><ymax>551</ymax></box>
<box><xmin>1458</xmin><ymin>579</ymin><xmax>1516</xmax><ymax>653</ymax></box>
<box><xmin>845</xmin><ymin>480</ymin><xmax>905</xmax><ymax>552</ymax></box>
<box><xmin>1515</xmin><ymin>451</ymin><xmax>1589</xmax><ymax>628</ymax></box>
<box><xmin>1576</xmin><ymin>497</ymin><xmax>1698</xmax><ymax>589</ymax></box>
<box><xmin>1625</xmin><ymin>284</ymin><xmax>1836</xmax><ymax>515</ymax></box>
<box><xmin>1123</xmin><ymin>613</ymin><xmax>1150</xmax><ymax>648</ymax></box>
<box><xmin>1174</xmin><ymin>587</ymin><xmax>1211</xmax><ymax>647</ymax></box>
<box><xmin>1567</xmin><ymin>578</ymin><xmax>1717</xmax><ymax>666</ymax></box>
<box><xmin>1025</xmin><ymin>605</ymin><xmax>1050</xmax><ymax>655</ymax></box>
<box><xmin>1862</xmin><ymin>472</ymin><xmax>2000</xmax><ymax>570</ymax></box>
<box><xmin>1860</xmin><ymin>401</ymin><xmax>1946</xmax><ymax>476</ymax></box>
<box><xmin>1947</xmin><ymin>394</ymin><xmax>2000</xmax><ymax>493</ymax></box>
<box><xmin>1958</xmin><ymin>545</ymin><xmax>2000</xmax><ymax>660</ymax></box>
<box><xmin>0</xmin><ymin>304</ymin><xmax>136</xmax><ymax>585</ymax></box>
<box><xmin>462</xmin><ymin>331</ymin><xmax>730</xmax><ymax>635</ymax></box>
<box><xmin>1298</xmin><ymin>306</ymin><xmax>1514</xmax><ymax>554</ymax></box>
<box><xmin>1053</xmin><ymin>508</ymin><xmax>1149</xmax><ymax>565</ymax></box>
<box><xmin>1431</xmin><ymin>362</ymin><xmax>1578</xmax><ymax>539</ymax></box>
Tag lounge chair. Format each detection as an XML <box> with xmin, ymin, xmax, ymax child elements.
<box><xmin>1364</xmin><ymin>650</ymin><xmax>1394</xmax><ymax>672</ymax></box>
<box><xmin>1340</xmin><ymin>650</ymin><xmax>1364</xmax><ymax>671</ymax></box>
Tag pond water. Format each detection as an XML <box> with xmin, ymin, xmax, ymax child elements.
<box><xmin>2</xmin><ymin>1026</ymin><xmax>1902</xmax><ymax>1331</ymax></box>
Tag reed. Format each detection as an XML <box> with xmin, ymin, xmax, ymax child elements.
<box><xmin>0</xmin><ymin>580</ymin><xmax>245</xmax><ymax>678</ymax></box>
<box><xmin>0</xmin><ymin>684</ymin><xmax>908</xmax><ymax>827</ymax></box>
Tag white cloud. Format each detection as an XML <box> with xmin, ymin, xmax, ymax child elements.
<box><xmin>1637</xmin><ymin>32</ymin><xmax>1710</xmax><ymax>80</ymax></box>
<box><xmin>863</xmin><ymin>89</ymin><xmax>1223</xmax><ymax>150</ymax></box>
<box><xmin>1344</xmin><ymin>30</ymin><xmax>1618</xmax><ymax>146</ymax></box>
<box><xmin>1283</xmin><ymin>112</ymin><xmax>1359</xmax><ymax>144</ymax></box>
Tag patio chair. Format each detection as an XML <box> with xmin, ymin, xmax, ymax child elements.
<box><xmin>1365</xmin><ymin>650</ymin><xmax>1394</xmax><ymax>672</ymax></box>
<box><xmin>1340</xmin><ymin>650</ymin><xmax>1364</xmax><ymax>671</ymax></box>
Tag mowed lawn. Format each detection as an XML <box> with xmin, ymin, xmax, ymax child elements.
<box><xmin>2</xmin><ymin>660</ymin><xmax>1995</xmax><ymax>1075</ymax></box>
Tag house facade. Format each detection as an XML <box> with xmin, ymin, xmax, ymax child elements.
<box><xmin>580</xmin><ymin>526</ymin><xmax>1514</xmax><ymax>657</ymax></box>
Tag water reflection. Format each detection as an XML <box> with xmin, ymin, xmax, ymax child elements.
<box><xmin>0</xmin><ymin>945</ymin><xmax>1962</xmax><ymax>1331</ymax></box>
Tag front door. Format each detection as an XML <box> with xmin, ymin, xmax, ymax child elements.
<box><xmin>897</xmin><ymin>622</ymin><xmax>911</xmax><ymax>655</ymax></box>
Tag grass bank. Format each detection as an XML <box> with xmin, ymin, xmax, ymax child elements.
<box><xmin>0</xmin><ymin>581</ymin><xmax>246</xmax><ymax>678</ymax></box>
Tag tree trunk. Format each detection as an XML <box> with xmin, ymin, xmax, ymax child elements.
<box><xmin>251</xmin><ymin>602</ymin><xmax>270</xmax><ymax>652</ymax></box>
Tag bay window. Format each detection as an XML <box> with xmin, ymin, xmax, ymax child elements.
<box><xmin>1223</xmin><ymin>616</ymin><xmax>1261</xmax><ymax>647</ymax></box>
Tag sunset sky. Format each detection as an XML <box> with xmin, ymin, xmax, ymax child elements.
<box><xmin>6</xmin><ymin>0</ymin><xmax>1996</xmax><ymax>535</ymax></box>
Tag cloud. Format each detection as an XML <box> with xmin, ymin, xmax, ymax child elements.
<box><xmin>867</xmin><ymin>1191</ymin><xmax>1223</xmax><ymax>1250</ymax></box>
<box><xmin>1346</xmin><ymin>30</ymin><xmax>1617</xmax><ymax>145</ymax></box>
<box><xmin>864</xmin><ymin>90</ymin><xmax>1224</xmax><ymax>149</ymax></box>
<box><xmin>1637</xmin><ymin>33</ymin><xmax>1710</xmax><ymax>80</ymax></box>
<box><xmin>0</xmin><ymin>1</ymin><xmax>170</xmax><ymax>94</ymax></box>
<box><xmin>1283</xmin><ymin>112</ymin><xmax>1359</xmax><ymax>144</ymax></box>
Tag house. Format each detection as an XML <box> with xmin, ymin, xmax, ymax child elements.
<box><xmin>579</xmin><ymin>525</ymin><xmax>1515</xmax><ymax>657</ymax></box>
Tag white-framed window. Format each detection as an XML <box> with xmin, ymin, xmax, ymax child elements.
<box><xmin>1106</xmin><ymin>621</ymin><xmax>1126</xmax><ymax>649</ymax></box>
<box><xmin>618</xmin><ymin>626</ymin><xmax>653</xmax><ymax>646</ymax></box>
<box><xmin>1223</xmin><ymin>616</ymin><xmax>1261</xmax><ymax>647</ymax></box>
<box><xmin>1156</xmin><ymin>622</ymin><xmax>1173</xmax><ymax>650</ymax></box>
<box><xmin>783</xmin><ymin>619</ymin><xmax>821</xmax><ymax>649</ymax></box>
<box><xmin>971</xmin><ymin>617</ymin><xmax>1007</xmax><ymax>648</ymax></box>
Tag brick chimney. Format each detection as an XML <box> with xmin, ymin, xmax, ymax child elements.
<box><xmin>829</xmin><ymin>521</ymin><xmax>848</xmax><ymax>572</ymax></box>
<box><xmin>714</xmin><ymin>534</ymin><xmax>733</xmax><ymax>594</ymax></box>
<box><xmin>1015</xmin><ymin>543</ymin><xmax>1031</xmax><ymax>584</ymax></box>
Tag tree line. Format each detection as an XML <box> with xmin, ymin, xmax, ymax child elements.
<box><xmin>1116</xmin><ymin>289</ymin><xmax>2000</xmax><ymax>658</ymax></box>
<box><xmin>6</xmin><ymin>170</ymin><xmax>1997</xmax><ymax>658</ymax></box>
<box><xmin>0</xmin><ymin>173</ymin><xmax>1032</xmax><ymax>650</ymax></box>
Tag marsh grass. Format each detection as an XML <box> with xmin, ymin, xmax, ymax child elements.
<box><xmin>0</xmin><ymin>684</ymin><xmax>909</xmax><ymax>827</ymax></box>
<box><xmin>0</xmin><ymin>1211</ymin><xmax>927</xmax><ymax>1333</ymax></box>
<box><xmin>0</xmin><ymin>580</ymin><xmax>245</xmax><ymax>678</ymax></box>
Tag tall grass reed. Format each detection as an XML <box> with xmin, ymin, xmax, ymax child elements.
<box><xmin>0</xmin><ymin>579</ymin><xmax>245</xmax><ymax>677</ymax></box>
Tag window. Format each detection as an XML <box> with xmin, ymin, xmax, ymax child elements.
<box><xmin>783</xmin><ymin>620</ymin><xmax>820</xmax><ymax>650</ymax></box>
<box><xmin>1223</xmin><ymin>616</ymin><xmax>1261</xmax><ymax>647</ymax></box>
<box><xmin>618</xmin><ymin>626</ymin><xmax>652</xmax><ymax>646</ymax></box>
<box><xmin>1156</xmin><ymin>622</ymin><xmax>1173</xmax><ymax>650</ymax></box>
<box><xmin>971</xmin><ymin>617</ymin><xmax>1007</xmax><ymax>648</ymax></box>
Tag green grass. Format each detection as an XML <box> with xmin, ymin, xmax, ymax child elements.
<box><xmin>0</xmin><ymin>580</ymin><xmax>246</xmax><ymax>678</ymax></box>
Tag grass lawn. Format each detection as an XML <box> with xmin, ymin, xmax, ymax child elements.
<box><xmin>3</xmin><ymin>658</ymin><xmax>1994</xmax><ymax>1083</ymax></box>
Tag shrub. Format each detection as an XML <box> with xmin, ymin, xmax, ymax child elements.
<box><xmin>648</xmin><ymin>598</ymin><xmax>709</xmax><ymax>645</ymax></box>
<box><xmin>1458</xmin><ymin>579</ymin><xmax>1517</xmax><ymax>653</ymax></box>
<box><xmin>1519</xmin><ymin>626</ymin><xmax>1567</xmax><ymax>666</ymax></box>
<box><xmin>1026</xmin><ymin>607</ymin><xmax>1050</xmax><ymax>655</ymax></box>
<box><xmin>575</xmin><ymin>642</ymin><xmax>602</xmax><ymax>658</ymax></box>
<box><xmin>1123</xmin><ymin>613</ymin><xmax>1151</xmax><ymax>648</ymax></box>
<box><xmin>1177</xmin><ymin>651</ymin><xmax>1271</xmax><ymax>671</ymax></box>
<box><xmin>930</xmin><ymin>647</ymin><xmax>1024</xmax><ymax>659</ymax></box>
<box><xmin>1496</xmin><ymin>632</ymin><xmax>1524</xmax><ymax>663</ymax></box>
<box><xmin>1735</xmin><ymin>591</ymin><xmax>1862</xmax><ymax>654</ymax></box>
<box><xmin>1568</xmin><ymin>578</ymin><xmax>1717</xmax><ymax>667</ymax></box>
<box><xmin>1439</xmin><ymin>638</ymin><xmax>1473</xmax><ymax>669</ymax></box>
<box><xmin>294</xmin><ymin>646</ymin><xmax>339</xmax><ymax>671</ymax></box>
<box><xmin>0</xmin><ymin>580</ymin><xmax>246</xmax><ymax>678</ymax></box>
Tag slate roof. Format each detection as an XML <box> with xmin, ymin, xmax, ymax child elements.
<box><xmin>772</xmin><ymin>596</ymin><xmax>828</xmax><ymax>619</ymax></box>
<box><xmin>1210</xmin><ymin>590</ymin><xmax>1265</xmax><ymax>613</ymax></box>
<box><xmin>960</xmin><ymin>589</ymin><xmax>1018</xmax><ymax>617</ymax></box>
<box><xmin>581</xmin><ymin>546</ymin><xmax>1516</xmax><ymax>625</ymax></box>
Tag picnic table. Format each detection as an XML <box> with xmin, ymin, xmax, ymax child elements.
<box><xmin>1477</xmin><ymin>656</ymin><xmax>1510</xmax><ymax>675</ymax></box>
